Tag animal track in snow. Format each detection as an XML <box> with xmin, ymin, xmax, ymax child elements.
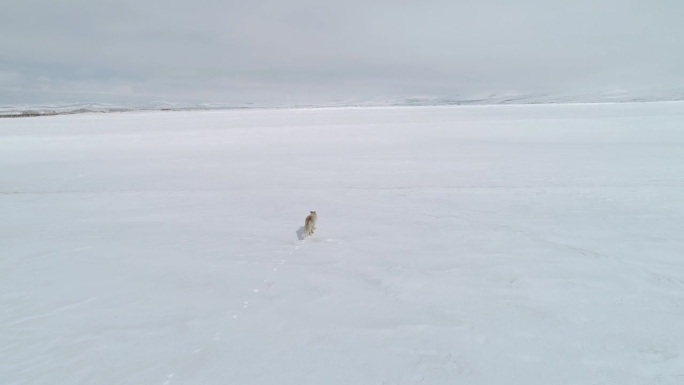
<box><xmin>163</xmin><ymin>373</ymin><xmax>175</xmax><ymax>385</ymax></box>
<box><xmin>160</xmin><ymin>237</ymin><xmax>300</xmax><ymax>385</ymax></box>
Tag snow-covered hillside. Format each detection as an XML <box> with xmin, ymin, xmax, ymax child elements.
<box><xmin>1</xmin><ymin>103</ymin><xmax>683</xmax><ymax>384</ymax></box>
<box><xmin>3</xmin><ymin>87</ymin><xmax>684</xmax><ymax>117</ymax></box>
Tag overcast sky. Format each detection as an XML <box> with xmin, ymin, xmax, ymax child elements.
<box><xmin>2</xmin><ymin>0</ymin><xmax>683</xmax><ymax>105</ymax></box>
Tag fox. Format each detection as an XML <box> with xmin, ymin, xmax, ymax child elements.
<box><xmin>304</xmin><ymin>211</ymin><xmax>317</xmax><ymax>236</ymax></box>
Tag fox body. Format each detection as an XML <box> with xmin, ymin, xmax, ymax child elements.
<box><xmin>304</xmin><ymin>211</ymin><xmax>317</xmax><ymax>236</ymax></box>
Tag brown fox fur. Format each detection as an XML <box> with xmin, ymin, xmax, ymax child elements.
<box><xmin>304</xmin><ymin>211</ymin><xmax>317</xmax><ymax>236</ymax></box>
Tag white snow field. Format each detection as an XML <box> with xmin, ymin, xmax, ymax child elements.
<box><xmin>2</xmin><ymin>102</ymin><xmax>684</xmax><ymax>385</ymax></box>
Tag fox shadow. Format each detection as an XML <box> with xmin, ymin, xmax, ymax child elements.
<box><xmin>296</xmin><ymin>226</ymin><xmax>306</xmax><ymax>241</ymax></box>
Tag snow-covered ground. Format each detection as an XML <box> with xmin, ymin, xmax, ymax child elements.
<box><xmin>1</xmin><ymin>103</ymin><xmax>683</xmax><ymax>385</ymax></box>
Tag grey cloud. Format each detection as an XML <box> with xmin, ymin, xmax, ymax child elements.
<box><xmin>2</xmin><ymin>0</ymin><xmax>683</xmax><ymax>105</ymax></box>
